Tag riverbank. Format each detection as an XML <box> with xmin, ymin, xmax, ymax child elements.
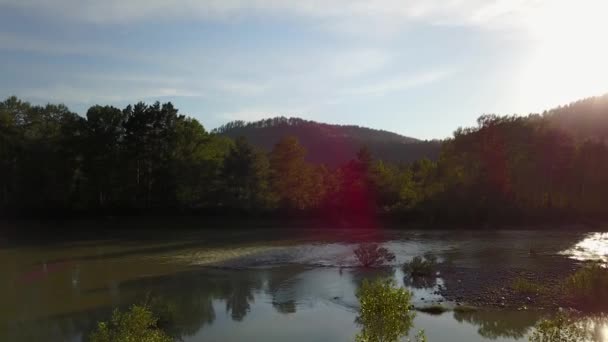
<box><xmin>436</xmin><ymin>256</ymin><xmax>586</xmax><ymax>311</ymax></box>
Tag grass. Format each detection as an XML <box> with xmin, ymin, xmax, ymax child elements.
<box><xmin>512</xmin><ymin>276</ymin><xmax>547</xmax><ymax>295</ymax></box>
<box><xmin>529</xmin><ymin>312</ymin><xmax>588</xmax><ymax>342</ymax></box>
<box><xmin>562</xmin><ymin>261</ymin><xmax>608</xmax><ymax>308</ymax></box>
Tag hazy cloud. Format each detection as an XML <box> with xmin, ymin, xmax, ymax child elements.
<box><xmin>0</xmin><ymin>0</ymin><xmax>546</xmax><ymax>30</ymax></box>
<box><xmin>344</xmin><ymin>69</ymin><xmax>454</xmax><ymax>96</ymax></box>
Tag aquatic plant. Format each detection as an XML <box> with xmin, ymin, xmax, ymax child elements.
<box><xmin>562</xmin><ymin>261</ymin><xmax>608</xmax><ymax>308</ymax></box>
<box><xmin>512</xmin><ymin>277</ymin><xmax>547</xmax><ymax>295</ymax></box>
<box><xmin>355</xmin><ymin>278</ymin><xmax>415</xmax><ymax>342</ymax></box>
<box><xmin>89</xmin><ymin>305</ymin><xmax>173</xmax><ymax>342</ymax></box>
<box><xmin>354</xmin><ymin>243</ymin><xmax>396</xmax><ymax>267</ymax></box>
<box><xmin>403</xmin><ymin>252</ymin><xmax>437</xmax><ymax>277</ymax></box>
<box><xmin>529</xmin><ymin>312</ymin><xmax>588</xmax><ymax>342</ymax></box>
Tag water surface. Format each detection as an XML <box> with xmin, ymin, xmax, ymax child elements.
<box><xmin>1</xmin><ymin>228</ymin><xmax>607</xmax><ymax>341</ymax></box>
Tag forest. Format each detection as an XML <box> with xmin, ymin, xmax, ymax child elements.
<box><xmin>1</xmin><ymin>94</ymin><xmax>608</xmax><ymax>223</ymax></box>
<box><xmin>213</xmin><ymin>117</ymin><xmax>441</xmax><ymax>166</ymax></box>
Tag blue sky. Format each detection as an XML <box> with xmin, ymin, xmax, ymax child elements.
<box><xmin>1</xmin><ymin>0</ymin><xmax>607</xmax><ymax>139</ymax></box>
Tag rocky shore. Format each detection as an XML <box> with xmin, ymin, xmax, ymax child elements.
<box><xmin>434</xmin><ymin>256</ymin><xmax>584</xmax><ymax>310</ymax></box>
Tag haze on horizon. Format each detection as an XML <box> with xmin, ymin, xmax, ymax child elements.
<box><xmin>1</xmin><ymin>0</ymin><xmax>607</xmax><ymax>139</ymax></box>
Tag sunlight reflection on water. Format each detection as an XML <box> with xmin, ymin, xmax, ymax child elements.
<box><xmin>562</xmin><ymin>232</ymin><xmax>608</xmax><ymax>263</ymax></box>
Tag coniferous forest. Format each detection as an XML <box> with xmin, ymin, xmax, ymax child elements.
<box><xmin>1</xmin><ymin>94</ymin><xmax>608</xmax><ymax>223</ymax></box>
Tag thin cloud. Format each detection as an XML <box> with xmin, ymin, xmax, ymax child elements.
<box><xmin>344</xmin><ymin>69</ymin><xmax>454</xmax><ymax>96</ymax></box>
<box><xmin>0</xmin><ymin>0</ymin><xmax>548</xmax><ymax>31</ymax></box>
<box><xmin>18</xmin><ymin>83</ymin><xmax>203</xmax><ymax>105</ymax></box>
<box><xmin>214</xmin><ymin>80</ymin><xmax>269</xmax><ymax>96</ymax></box>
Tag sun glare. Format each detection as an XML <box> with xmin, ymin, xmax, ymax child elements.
<box><xmin>563</xmin><ymin>233</ymin><xmax>608</xmax><ymax>263</ymax></box>
<box><xmin>516</xmin><ymin>0</ymin><xmax>608</xmax><ymax>109</ymax></box>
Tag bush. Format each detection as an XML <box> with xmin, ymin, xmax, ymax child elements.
<box><xmin>403</xmin><ymin>252</ymin><xmax>437</xmax><ymax>277</ymax></box>
<box><xmin>355</xmin><ymin>278</ymin><xmax>421</xmax><ymax>342</ymax></box>
<box><xmin>529</xmin><ymin>312</ymin><xmax>587</xmax><ymax>342</ymax></box>
<box><xmin>89</xmin><ymin>305</ymin><xmax>173</xmax><ymax>342</ymax></box>
<box><xmin>354</xmin><ymin>243</ymin><xmax>396</xmax><ymax>267</ymax></box>
<box><xmin>562</xmin><ymin>261</ymin><xmax>608</xmax><ymax>308</ymax></box>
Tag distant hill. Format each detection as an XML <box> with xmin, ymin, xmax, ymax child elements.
<box><xmin>212</xmin><ymin>117</ymin><xmax>441</xmax><ymax>166</ymax></box>
<box><xmin>543</xmin><ymin>93</ymin><xmax>608</xmax><ymax>142</ymax></box>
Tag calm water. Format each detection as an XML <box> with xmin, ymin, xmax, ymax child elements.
<box><xmin>1</xmin><ymin>227</ymin><xmax>607</xmax><ymax>341</ymax></box>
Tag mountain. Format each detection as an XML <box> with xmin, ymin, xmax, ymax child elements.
<box><xmin>543</xmin><ymin>93</ymin><xmax>608</xmax><ymax>142</ymax></box>
<box><xmin>212</xmin><ymin>117</ymin><xmax>441</xmax><ymax>166</ymax></box>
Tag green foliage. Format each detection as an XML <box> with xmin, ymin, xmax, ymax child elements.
<box><xmin>403</xmin><ymin>253</ymin><xmax>437</xmax><ymax>277</ymax></box>
<box><xmin>89</xmin><ymin>305</ymin><xmax>173</xmax><ymax>342</ymax></box>
<box><xmin>222</xmin><ymin>137</ymin><xmax>274</xmax><ymax>209</ymax></box>
<box><xmin>529</xmin><ymin>312</ymin><xmax>588</xmax><ymax>342</ymax></box>
<box><xmin>355</xmin><ymin>279</ymin><xmax>415</xmax><ymax>342</ymax></box>
<box><xmin>562</xmin><ymin>262</ymin><xmax>608</xmax><ymax>308</ymax></box>
<box><xmin>413</xmin><ymin>330</ymin><xmax>427</xmax><ymax>342</ymax></box>
<box><xmin>269</xmin><ymin>136</ymin><xmax>323</xmax><ymax>210</ymax></box>
<box><xmin>512</xmin><ymin>277</ymin><xmax>547</xmax><ymax>295</ymax></box>
<box><xmin>354</xmin><ymin>244</ymin><xmax>396</xmax><ymax>267</ymax></box>
<box><xmin>3</xmin><ymin>94</ymin><xmax>608</xmax><ymax>219</ymax></box>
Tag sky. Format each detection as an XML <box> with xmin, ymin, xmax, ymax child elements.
<box><xmin>1</xmin><ymin>0</ymin><xmax>608</xmax><ymax>139</ymax></box>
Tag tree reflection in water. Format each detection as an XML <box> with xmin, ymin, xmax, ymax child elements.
<box><xmin>453</xmin><ymin>309</ymin><xmax>539</xmax><ymax>339</ymax></box>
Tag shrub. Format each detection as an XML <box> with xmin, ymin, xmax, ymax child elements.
<box><xmin>354</xmin><ymin>243</ymin><xmax>396</xmax><ymax>267</ymax></box>
<box><xmin>89</xmin><ymin>305</ymin><xmax>173</xmax><ymax>342</ymax></box>
<box><xmin>355</xmin><ymin>278</ymin><xmax>417</xmax><ymax>342</ymax></box>
<box><xmin>529</xmin><ymin>312</ymin><xmax>587</xmax><ymax>342</ymax></box>
<box><xmin>403</xmin><ymin>252</ymin><xmax>437</xmax><ymax>277</ymax></box>
<box><xmin>562</xmin><ymin>261</ymin><xmax>608</xmax><ymax>308</ymax></box>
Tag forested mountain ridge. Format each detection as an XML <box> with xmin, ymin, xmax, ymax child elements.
<box><xmin>212</xmin><ymin>117</ymin><xmax>441</xmax><ymax>166</ymax></box>
<box><xmin>1</xmin><ymin>93</ymin><xmax>608</xmax><ymax>222</ymax></box>
<box><xmin>543</xmin><ymin>93</ymin><xmax>608</xmax><ymax>142</ymax></box>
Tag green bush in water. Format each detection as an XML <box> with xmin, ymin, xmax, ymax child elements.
<box><xmin>563</xmin><ymin>261</ymin><xmax>608</xmax><ymax>308</ymax></box>
<box><xmin>354</xmin><ymin>243</ymin><xmax>396</xmax><ymax>267</ymax></box>
<box><xmin>403</xmin><ymin>252</ymin><xmax>437</xmax><ymax>277</ymax></box>
<box><xmin>89</xmin><ymin>305</ymin><xmax>173</xmax><ymax>342</ymax></box>
<box><xmin>529</xmin><ymin>312</ymin><xmax>587</xmax><ymax>342</ymax></box>
<box><xmin>355</xmin><ymin>278</ymin><xmax>425</xmax><ymax>342</ymax></box>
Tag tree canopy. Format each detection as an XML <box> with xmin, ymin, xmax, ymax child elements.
<box><xmin>2</xmin><ymin>95</ymin><xmax>608</xmax><ymax>223</ymax></box>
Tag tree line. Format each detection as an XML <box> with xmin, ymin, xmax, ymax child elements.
<box><xmin>1</xmin><ymin>95</ymin><xmax>607</xmax><ymax>222</ymax></box>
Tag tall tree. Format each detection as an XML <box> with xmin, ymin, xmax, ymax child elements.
<box><xmin>83</xmin><ymin>105</ymin><xmax>127</xmax><ymax>207</ymax></box>
<box><xmin>269</xmin><ymin>136</ymin><xmax>320</xmax><ymax>210</ymax></box>
<box><xmin>221</xmin><ymin>137</ymin><xmax>274</xmax><ymax>210</ymax></box>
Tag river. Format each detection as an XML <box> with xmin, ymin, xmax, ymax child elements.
<box><xmin>1</xmin><ymin>227</ymin><xmax>607</xmax><ymax>341</ymax></box>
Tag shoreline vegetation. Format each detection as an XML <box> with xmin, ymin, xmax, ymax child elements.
<box><xmin>2</xmin><ymin>94</ymin><xmax>608</xmax><ymax>225</ymax></box>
